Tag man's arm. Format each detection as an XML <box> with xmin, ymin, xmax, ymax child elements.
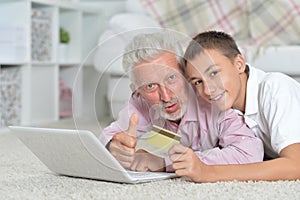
<box><xmin>99</xmin><ymin>95</ymin><xmax>168</xmax><ymax>171</ymax></box>
<box><xmin>130</xmin><ymin>149</ymin><xmax>166</xmax><ymax>172</ymax></box>
<box><xmin>195</xmin><ymin>109</ymin><xmax>264</xmax><ymax>165</ymax></box>
<box><xmin>103</xmin><ymin>113</ymin><xmax>138</xmax><ymax>169</ymax></box>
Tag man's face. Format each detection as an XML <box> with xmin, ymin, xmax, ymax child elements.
<box><xmin>186</xmin><ymin>49</ymin><xmax>245</xmax><ymax>111</ymax></box>
<box><xmin>132</xmin><ymin>52</ymin><xmax>188</xmax><ymax>121</ymax></box>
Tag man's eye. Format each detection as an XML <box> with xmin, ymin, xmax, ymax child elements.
<box><xmin>146</xmin><ymin>83</ymin><xmax>154</xmax><ymax>89</ymax></box>
<box><xmin>169</xmin><ymin>74</ymin><xmax>175</xmax><ymax>80</ymax></box>
<box><xmin>144</xmin><ymin>83</ymin><xmax>158</xmax><ymax>91</ymax></box>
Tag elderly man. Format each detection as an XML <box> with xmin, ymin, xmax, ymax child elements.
<box><xmin>99</xmin><ymin>31</ymin><xmax>263</xmax><ymax>173</ymax></box>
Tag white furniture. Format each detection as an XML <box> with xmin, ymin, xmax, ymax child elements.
<box><xmin>93</xmin><ymin>0</ymin><xmax>300</xmax><ymax>120</ymax></box>
<box><xmin>245</xmin><ymin>46</ymin><xmax>300</xmax><ymax>82</ymax></box>
<box><xmin>0</xmin><ymin>0</ymin><xmax>102</xmax><ymax>127</ymax></box>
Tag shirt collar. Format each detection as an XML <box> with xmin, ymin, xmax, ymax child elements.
<box><xmin>244</xmin><ymin>64</ymin><xmax>259</xmax><ymax>116</ymax></box>
<box><xmin>180</xmin><ymin>85</ymin><xmax>199</xmax><ymax>124</ymax></box>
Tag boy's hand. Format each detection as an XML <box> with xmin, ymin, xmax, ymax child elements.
<box><xmin>108</xmin><ymin>113</ymin><xmax>138</xmax><ymax>169</ymax></box>
<box><xmin>130</xmin><ymin>149</ymin><xmax>165</xmax><ymax>172</ymax></box>
<box><xmin>169</xmin><ymin>144</ymin><xmax>205</xmax><ymax>182</ymax></box>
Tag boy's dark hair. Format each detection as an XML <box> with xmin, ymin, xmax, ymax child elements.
<box><xmin>184</xmin><ymin>31</ymin><xmax>241</xmax><ymax>65</ymax></box>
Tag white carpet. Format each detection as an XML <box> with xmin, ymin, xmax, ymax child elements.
<box><xmin>1</xmin><ymin>121</ymin><xmax>300</xmax><ymax>200</ymax></box>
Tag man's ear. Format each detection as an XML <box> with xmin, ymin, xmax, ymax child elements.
<box><xmin>130</xmin><ymin>83</ymin><xmax>136</xmax><ymax>93</ymax></box>
<box><xmin>234</xmin><ymin>54</ymin><xmax>246</xmax><ymax>73</ymax></box>
<box><xmin>130</xmin><ymin>83</ymin><xmax>140</xmax><ymax>97</ymax></box>
<box><xmin>130</xmin><ymin>83</ymin><xmax>141</xmax><ymax>97</ymax></box>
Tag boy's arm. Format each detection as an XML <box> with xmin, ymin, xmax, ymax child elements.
<box><xmin>170</xmin><ymin>143</ymin><xmax>300</xmax><ymax>182</ymax></box>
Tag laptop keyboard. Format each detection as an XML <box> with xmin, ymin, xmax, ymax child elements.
<box><xmin>127</xmin><ymin>170</ymin><xmax>176</xmax><ymax>180</ymax></box>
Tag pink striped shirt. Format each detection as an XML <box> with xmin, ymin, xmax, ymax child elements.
<box><xmin>100</xmin><ymin>86</ymin><xmax>263</xmax><ymax>171</ymax></box>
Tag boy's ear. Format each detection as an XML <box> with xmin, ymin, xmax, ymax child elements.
<box><xmin>234</xmin><ymin>54</ymin><xmax>246</xmax><ymax>73</ymax></box>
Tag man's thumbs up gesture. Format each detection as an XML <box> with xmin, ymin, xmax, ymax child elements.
<box><xmin>127</xmin><ymin>113</ymin><xmax>138</xmax><ymax>138</ymax></box>
<box><xmin>108</xmin><ymin>113</ymin><xmax>138</xmax><ymax>169</ymax></box>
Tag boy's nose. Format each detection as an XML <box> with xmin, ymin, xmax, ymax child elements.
<box><xmin>203</xmin><ymin>81</ymin><xmax>216</xmax><ymax>95</ymax></box>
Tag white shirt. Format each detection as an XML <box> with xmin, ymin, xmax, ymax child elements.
<box><xmin>242</xmin><ymin>65</ymin><xmax>300</xmax><ymax>158</ymax></box>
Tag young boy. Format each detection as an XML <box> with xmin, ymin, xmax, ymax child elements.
<box><xmin>169</xmin><ymin>30</ymin><xmax>300</xmax><ymax>182</ymax></box>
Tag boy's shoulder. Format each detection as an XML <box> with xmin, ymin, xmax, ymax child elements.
<box><xmin>261</xmin><ymin>71</ymin><xmax>298</xmax><ymax>88</ymax></box>
<box><xmin>258</xmin><ymin>71</ymin><xmax>300</xmax><ymax>100</ymax></box>
<box><xmin>250</xmin><ymin>66</ymin><xmax>298</xmax><ymax>88</ymax></box>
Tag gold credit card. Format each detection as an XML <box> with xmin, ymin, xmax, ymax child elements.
<box><xmin>147</xmin><ymin>125</ymin><xmax>181</xmax><ymax>149</ymax></box>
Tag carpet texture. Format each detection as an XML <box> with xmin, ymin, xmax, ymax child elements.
<box><xmin>1</xmin><ymin>128</ymin><xmax>300</xmax><ymax>200</ymax></box>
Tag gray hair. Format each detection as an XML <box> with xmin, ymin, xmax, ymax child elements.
<box><xmin>122</xmin><ymin>31</ymin><xmax>184</xmax><ymax>81</ymax></box>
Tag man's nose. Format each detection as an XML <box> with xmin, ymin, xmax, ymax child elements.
<box><xmin>159</xmin><ymin>85</ymin><xmax>173</xmax><ymax>102</ymax></box>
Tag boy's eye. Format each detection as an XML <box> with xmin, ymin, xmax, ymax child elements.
<box><xmin>193</xmin><ymin>80</ymin><xmax>202</xmax><ymax>85</ymax></box>
<box><xmin>210</xmin><ymin>71</ymin><xmax>218</xmax><ymax>77</ymax></box>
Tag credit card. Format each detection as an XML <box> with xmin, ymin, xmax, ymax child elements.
<box><xmin>147</xmin><ymin>125</ymin><xmax>181</xmax><ymax>148</ymax></box>
<box><xmin>136</xmin><ymin>125</ymin><xmax>181</xmax><ymax>158</ymax></box>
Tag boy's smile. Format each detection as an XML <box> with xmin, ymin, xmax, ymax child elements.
<box><xmin>186</xmin><ymin>49</ymin><xmax>246</xmax><ymax>111</ymax></box>
<box><xmin>209</xmin><ymin>91</ymin><xmax>226</xmax><ymax>102</ymax></box>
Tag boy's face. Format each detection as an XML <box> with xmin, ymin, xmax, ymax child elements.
<box><xmin>132</xmin><ymin>52</ymin><xmax>188</xmax><ymax>121</ymax></box>
<box><xmin>186</xmin><ymin>49</ymin><xmax>245</xmax><ymax>111</ymax></box>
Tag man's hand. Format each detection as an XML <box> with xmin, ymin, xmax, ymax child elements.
<box><xmin>130</xmin><ymin>149</ymin><xmax>165</xmax><ymax>172</ymax></box>
<box><xmin>108</xmin><ymin>113</ymin><xmax>138</xmax><ymax>169</ymax></box>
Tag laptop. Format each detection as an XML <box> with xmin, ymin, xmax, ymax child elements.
<box><xmin>9</xmin><ymin>126</ymin><xmax>177</xmax><ymax>184</ymax></box>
